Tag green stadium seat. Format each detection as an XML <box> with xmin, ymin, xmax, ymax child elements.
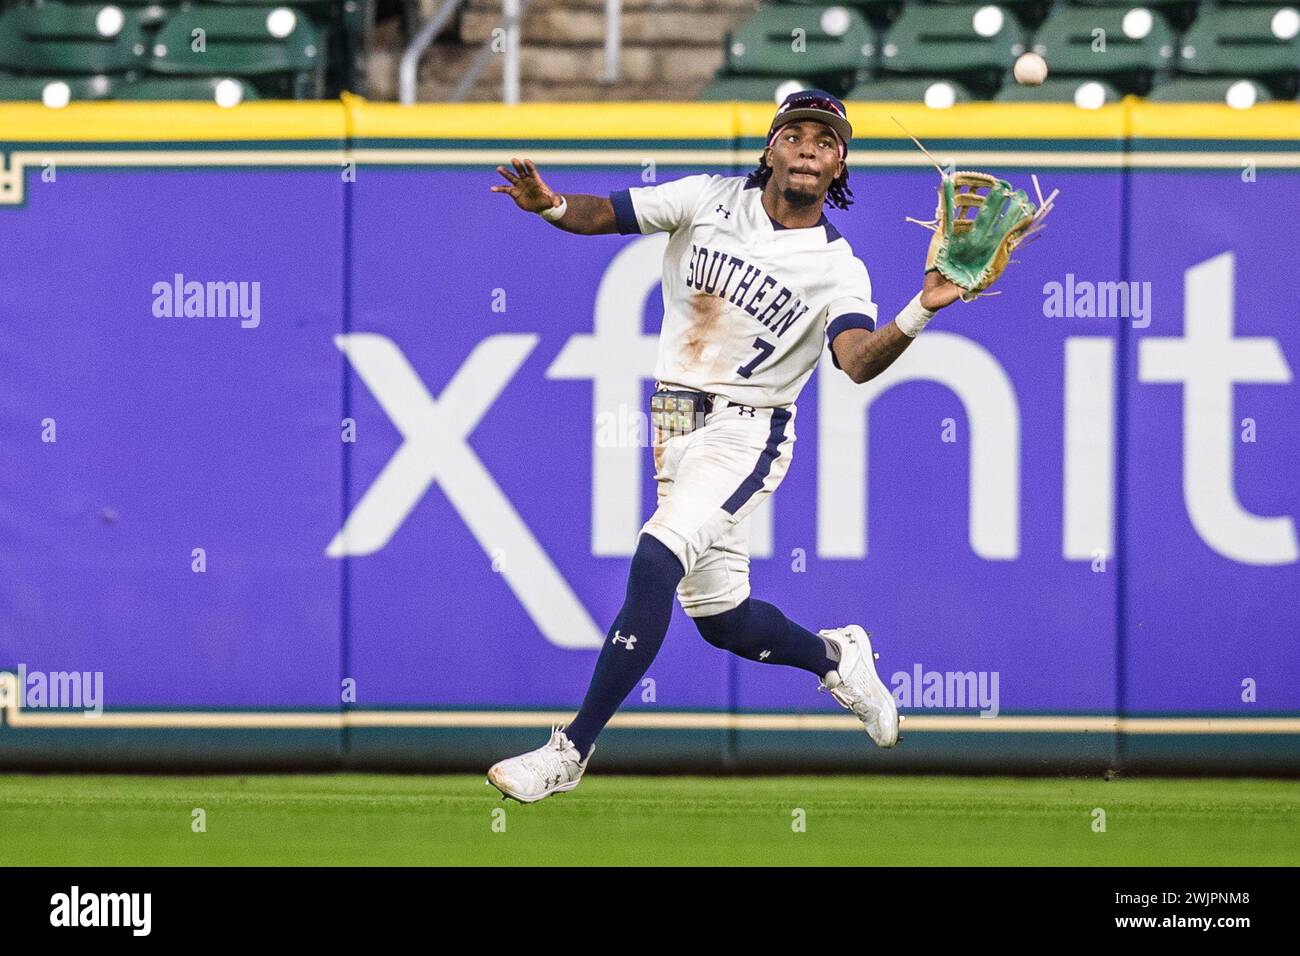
<box><xmin>992</xmin><ymin>75</ymin><xmax>1123</xmax><ymax>104</ymax></box>
<box><xmin>1147</xmin><ymin>76</ymin><xmax>1276</xmax><ymax>105</ymax></box>
<box><xmin>725</xmin><ymin>5</ymin><xmax>876</xmax><ymax>78</ymax></box>
<box><xmin>1063</xmin><ymin>0</ymin><xmax>1197</xmax><ymax>30</ymax></box>
<box><xmin>0</xmin><ymin>4</ymin><xmax>149</xmax><ymax>75</ymax></box>
<box><xmin>165</xmin><ymin>0</ymin><xmax>366</xmax><ymax>95</ymax></box>
<box><xmin>119</xmin><ymin>75</ymin><xmax>262</xmax><ymax>102</ymax></box>
<box><xmin>1179</xmin><ymin>7</ymin><xmax>1300</xmax><ymax>87</ymax></box>
<box><xmin>1030</xmin><ymin>6</ymin><xmax>1175</xmax><ymax>90</ymax></box>
<box><xmin>697</xmin><ymin>75</ymin><xmax>815</xmax><ymax>102</ymax></box>
<box><xmin>76</xmin><ymin>1</ymin><xmax>172</xmax><ymax>29</ymax></box>
<box><xmin>845</xmin><ymin>75</ymin><xmax>976</xmax><ymax>104</ymax></box>
<box><xmin>149</xmin><ymin>5</ymin><xmax>325</xmax><ymax>98</ymax></box>
<box><xmin>879</xmin><ymin>4</ymin><xmax>1026</xmax><ymax>92</ymax></box>
<box><xmin>924</xmin><ymin>0</ymin><xmax>1055</xmax><ymax>31</ymax></box>
<box><xmin>779</xmin><ymin>0</ymin><xmax>904</xmax><ymax>29</ymax></box>
<box><xmin>0</xmin><ymin>72</ymin><xmax>115</xmax><ymax>101</ymax></box>
<box><xmin>0</xmin><ymin>70</ymin><xmax>265</xmax><ymax>103</ymax></box>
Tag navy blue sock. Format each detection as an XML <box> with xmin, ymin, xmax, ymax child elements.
<box><xmin>694</xmin><ymin>598</ymin><xmax>837</xmax><ymax>677</ymax></box>
<box><xmin>564</xmin><ymin>534</ymin><xmax>684</xmax><ymax>759</ymax></box>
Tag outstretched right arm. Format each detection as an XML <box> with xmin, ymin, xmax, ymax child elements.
<box><xmin>491</xmin><ymin>158</ymin><xmax>617</xmax><ymax>235</ymax></box>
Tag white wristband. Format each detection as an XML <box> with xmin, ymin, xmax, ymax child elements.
<box><xmin>540</xmin><ymin>195</ymin><xmax>568</xmax><ymax>222</ymax></box>
<box><xmin>894</xmin><ymin>291</ymin><xmax>936</xmax><ymax>338</ymax></box>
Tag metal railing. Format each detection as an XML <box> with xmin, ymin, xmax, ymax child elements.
<box><xmin>450</xmin><ymin>0</ymin><xmax>529</xmax><ymax>104</ymax></box>
<box><xmin>400</xmin><ymin>0</ymin><xmax>623</xmax><ymax>105</ymax></box>
<box><xmin>399</xmin><ymin>0</ymin><xmax>468</xmax><ymax>106</ymax></box>
<box><xmin>603</xmin><ymin>0</ymin><xmax>621</xmax><ymax>84</ymax></box>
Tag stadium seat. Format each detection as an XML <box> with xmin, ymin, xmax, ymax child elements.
<box><xmin>992</xmin><ymin>75</ymin><xmax>1122</xmax><ymax>105</ymax></box>
<box><xmin>697</xmin><ymin>75</ymin><xmax>815</xmax><ymax>102</ymax></box>
<box><xmin>118</xmin><ymin>75</ymin><xmax>262</xmax><ymax>103</ymax></box>
<box><xmin>779</xmin><ymin>0</ymin><xmax>905</xmax><ymax>29</ymax></box>
<box><xmin>725</xmin><ymin>5</ymin><xmax>876</xmax><ymax>79</ymax></box>
<box><xmin>149</xmin><ymin>5</ymin><xmax>325</xmax><ymax>98</ymax></box>
<box><xmin>0</xmin><ymin>3</ymin><xmax>149</xmax><ymax>75</ymax></box>
<box><xmin>878</xmin><ymin>4</ymin><xmax>1026</xmax><ymax>94</ymax></box>
<box><xmin>924</xmin><ymin>0</ymin><xmax>1055</xmax><ymax>31</ymax></box>
<box><xmin>1179</xmin><ymin>6</ymin><xmax>1300</xmax><ymax>93</ymax></box>
<box><xmin>1030</xmin><ymin>6</ymin><xmax>1175</xmax><ymax>92</ymax></box>
<box><xmin>845</xmin><ymin>75</ymin><xmax>975</xmax><ymax>104</ymax></box>
<box><xmin>1063</xmin><ymin>0</ymin><xmax>1198</xmax><ymax>31</ymax></box>
<box><xmin>170</xmin><ymin>0</ymin><xmax>365</xmax><ymax>95</ymax></box>
<box><xmin>205</xmin><ymin>0</ymin><xmax>335</xmax><ymax>5</ymax></box>
<box><xmin>86</xmin><ymin>1</ymin><xmax>171</xmax><ymax>29</ymax></box>
<box><xmin>0</xmin><ymin>68</ymin><xmax>264</xmax><ymax>103</ymax></box>
<box><xmin>1147</xmin><ymin>75</ymin><xmax>1276</xmax><ymax>105</ymax></box>
<box><xmin>0</xmin><ymin>73</ymin><xmax>115</xmax><ymax>101</ymax></box>
<box><xmin>179</xmin><ymin>0</ymin><xmax>362</xmax><ymax>94</ymax></box>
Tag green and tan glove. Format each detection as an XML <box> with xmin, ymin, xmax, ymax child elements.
<box><xmin>913</xmin><ymin>170</ymin><xmax>1056</xmax><ymax>302</ymax></box>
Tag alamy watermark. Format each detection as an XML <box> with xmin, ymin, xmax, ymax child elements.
<box><xmin>891</xmin><ymin>663</ymin><xmax>1000</xmax><ymax>717</ymax></box>
<box><xmin>596</xmin><ymin>405</ymin><xmax>651</xmax><ymax>448</ymax></box>
<box><xmin>50</xmin><ymin>886</ymin><xmax>150</xmax><ymax>936</ymax></box>
<box><xmin>152</xmin><ymin>273</ymin><xmax>261</xmax><ymax>328</ymax></box>
<box><xmin>1043</xmin><ymin>274</ymin><xmax>1151</xmax><ymax>329</ymax></box>
<box><xmin>9</xmin><ymin>664</ymin><xmax>104</xmax><ymax>717</ymax></box>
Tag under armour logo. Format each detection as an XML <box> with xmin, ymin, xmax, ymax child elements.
<box><xmin>759</xmin><ymin>649</ymin><xmax>771</xmax><ymax>661</ymax></box>
<box><xmin>715</xmin><ymin>204</ymin><xmax>731</xmax><ymax>219</ymax></box>
<box><xmin>612</xmin><ymin>630</ymin><xmax>637</xmax><ymax>650</ymax></box>
<box><xmin>736</xmin><ymin>405</ymin><xmax>756</xmax><ymax>417</ymax></box>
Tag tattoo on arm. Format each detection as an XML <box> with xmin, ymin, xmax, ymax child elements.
<box><xmin>832</xmin><ymin>323</ymin><xmax>916</xmax><ymax>384</ymax></box>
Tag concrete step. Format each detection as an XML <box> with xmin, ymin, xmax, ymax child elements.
<box><xmin>368</xmin><ymin>0</ymin><xmax>750</xmax><ymax>101</ymax></box>
<box><xmin>460</xmin><ymin>6</ymin><xmax>742</xmax><ymax>46</ymax></box>
<box><xmin>418</xmin><ymin>78</ymin><xmax>696</xmax><ymax>102</ymax></box>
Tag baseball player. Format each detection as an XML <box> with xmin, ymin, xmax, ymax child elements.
<box><xmin>486</xmin><ymin>91</ymin><xmax>966</xmax><ymax>803</ymax></box>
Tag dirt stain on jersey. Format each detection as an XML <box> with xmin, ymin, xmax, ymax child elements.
<box><xmin>683</xmin><ymin>292</ymin><xmax>723</xmax><ymax>369</ymax></box>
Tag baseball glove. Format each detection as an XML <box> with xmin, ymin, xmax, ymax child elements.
<box><xmin>910</xmin><ymin>170</ymin><xmax>1056</xmax><ymax>302</ymax></box>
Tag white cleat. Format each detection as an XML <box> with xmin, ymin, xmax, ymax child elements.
<box><xmin>817</xmin><ymin>625</ymin><xmax>900</xmax><ymax>748</ymax></box>
<box><xmin>486</xmin><ymin>725</ymin><xmax>593</xmax><ymax>804</ymax></box>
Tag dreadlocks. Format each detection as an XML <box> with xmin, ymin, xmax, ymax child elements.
<box><xmin>745</xmin><ymin>153</ymin><xmax>855</xmax><ymax>211</ymax></box>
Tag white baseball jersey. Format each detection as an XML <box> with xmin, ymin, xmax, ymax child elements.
<box><xmin>611</xmin><ymin>173</ymin><xmax>877</xmax><ymax>407</ymax></box>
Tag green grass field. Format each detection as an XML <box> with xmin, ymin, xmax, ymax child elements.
<box><xmin>1</xmin><ymin>774</ymin><xmax>1296</xmax><ymax>866</ymax></box>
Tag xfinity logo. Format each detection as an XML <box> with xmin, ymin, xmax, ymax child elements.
<box><xmin>50</xmin><ymin>886</ymin><xmax>151</xmax><ymax>936</ymax></box>
<box><xmin>330</xmin><ymin>245</ymin><xmax>1295</xmax><ymax>648</ymax></box>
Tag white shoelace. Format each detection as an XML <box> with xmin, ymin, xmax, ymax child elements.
<box><xmin>519</xmin><ymin>725</ymin><xmax>578</xmax><ymax>782</ymax></box>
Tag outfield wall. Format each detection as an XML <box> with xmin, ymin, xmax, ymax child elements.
<box><xmin>1</xmin><ymin>98</ymin><xmax>1298</xmax><ymax>773</ymax></box>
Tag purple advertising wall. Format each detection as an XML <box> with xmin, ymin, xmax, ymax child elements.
<box><xmin>1</xmin><ymin>104</ymin><xmax>1297</xmax><ymax>771</ymax></box>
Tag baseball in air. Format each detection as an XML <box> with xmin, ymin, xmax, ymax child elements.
<box><xmin>1013</xmin><ymin>52</ymin><xmax>1048</xmax><ymax>86</ymax></box>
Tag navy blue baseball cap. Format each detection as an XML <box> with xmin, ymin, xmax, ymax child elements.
<box><xmin>767</xmin><ymin>89</ymin><xmax>853</xmax><ymax>154</ymax></box>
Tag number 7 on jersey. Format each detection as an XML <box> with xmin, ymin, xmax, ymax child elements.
<box><xmin>737</xmin><ymin>337</ymin><xmax>775</xmax><ymax>379</ymax></box>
